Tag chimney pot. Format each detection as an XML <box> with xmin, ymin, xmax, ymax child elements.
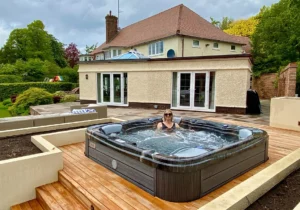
<box><xmin>109</xmin><ymin>10</ymin><xmax>112</xmax><ymax>16</ymax></box>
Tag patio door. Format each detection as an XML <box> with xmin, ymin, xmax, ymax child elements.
<box><xmin>101</xmin><ymin>73</ymin><xmax>124</xmax><ymax>105</ymax></box>
<box><xmin>177</xmin><ymin>72</ymin><xmax>210</xmax><ymax>110</ymax></box>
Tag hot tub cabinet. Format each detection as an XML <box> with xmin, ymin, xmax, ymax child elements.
<box><xmin>85</xmin><ymin>118</ymin><xmax>268</xmax><ymax>202</ymax></box>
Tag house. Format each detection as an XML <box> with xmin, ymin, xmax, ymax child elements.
<box><xmin>88</xmin><ymin>4</ymin><xmax>248</xmax><ymax>60</ymax></box>
<box><xmin>78</xmin><ymin>4</ymin><xmax>252</xmax><ymax>114</ymax></box>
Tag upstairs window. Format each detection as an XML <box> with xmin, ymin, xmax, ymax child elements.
<box><xmin>213</xmin><ymin>43</ymin><xmax>219</xmax><ymax>49</ymax></box>
<box><xmin>148</xmin><ymin>41</ymin><xmax>164</xmax><ymax>56</ymax></box>
<box><xmin>193</xmin><ymin>40</ymin><xmax>200</xmax><ymax>47</ymax></box>
<box><xmin>231</xmin><ymin>45</ymin><xmax>236</xmax><ymax>51</ymax></box>
<box><xmin>112</xmin><ymin>49</ymin><xmax>122</xmax><ymax>58</ymax></box>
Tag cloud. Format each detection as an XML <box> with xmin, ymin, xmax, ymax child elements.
<box><xmin>0</xmin><ymin>0</ymin><xmax>279</xmax><ymax>51</ymax></box>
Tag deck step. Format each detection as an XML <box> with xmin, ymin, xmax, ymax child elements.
<box><xmin>11</xmin><ymin>199</ymin><xmax>44</xmax><ymax>210</ymax></box>
<box><xmin>58</xmin><ymin>170</ymin><xmax>110</xmax><ymax>210</ymax></box>
<box><xmin>36</xmin><ymin>182</ymin><xmax>87</xmax><ymax>210</ymax></box>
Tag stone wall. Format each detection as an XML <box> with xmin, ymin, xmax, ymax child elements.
<box><xmin>252</xmin><ymin>73</ymin><xmax>277</xmax><ymax>99</ymax></box>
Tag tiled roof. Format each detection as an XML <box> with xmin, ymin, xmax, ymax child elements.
<box><xmin>92</xmin><ymin>4</ymin><xmax>245</xmax><ymax>54</ymax></box>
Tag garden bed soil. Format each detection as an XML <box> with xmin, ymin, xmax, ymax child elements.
<box><xmin>247</xmin><ymin>169</ymin><xmax>300</xmax><ymax>210</ymax></box>
<box><xmin>0</xmin><ymin>126</ymin><xmax>88</xmax><ymax>161</ymax></box>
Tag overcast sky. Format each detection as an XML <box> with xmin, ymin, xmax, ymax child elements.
<box><xmin>0</xmin><ymin>0</ymin><xmax>279</xmax><ymax>53</ymax></box>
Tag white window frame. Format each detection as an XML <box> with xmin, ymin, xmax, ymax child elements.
<box><xmin>231</xmin><ymin>45</ymin><xmax>236</xmax><ymax>51</ymax></box>
<box><xmin>148</xmin><ymin>41</ymin><xmax>164</xmax><ymax>56</ymax></box>
<box><xmin>213</xmin><ymin>42</ymin><xmax>219</xmax><ymax>50</ymax></box>
<box><xmin>192</xmin><ymin>40</ymin><xmax>200</xmax><ymax>48</ymax></box>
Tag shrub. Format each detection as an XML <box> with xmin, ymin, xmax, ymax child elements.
<box><xmin>53</xmin><ymin>91</ymin><xmax>67</xmax><ymax>98</ymax></box>
<box><xmin>0</xmin><ymin>75</ymin><xmax>23</xmax><ymax>83</ymax></box>
<box><xmin>53</xmin><ymin>96</ymin><xmax>61</xmax><ymax>104</ymax></box>
<box><xmin>0</xmin><ymin>82</ymin><xmax>75</xmax><ymax>101</ymax></box>
<box><xmin>61</xmin><ymin>94</ymin><xmax>78</xmax><ymax>102</ymax></box>
<box><xmin>58</xmin><ymin>67</ymin><xmax>79</xmax><ymax>83</ymax></box>
<box><xmin>2</xmin><ymin>98</ymin><xmax>12</xmax><ymax>107</ymax></box>
<box><xmin>8</xmin><ymin>88</ymin><xmax>53</xmax><ymax>116</ymax></box>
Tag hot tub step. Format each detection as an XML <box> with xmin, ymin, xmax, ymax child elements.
<box><xmin>59</xmin><ymin>170</ymin><xmax>113</xmax><ymax>210</ymax></box>
<box><xmin>11</xmin><ymin>200</ymin><xmax>44</xmax><ymax>210</ymax></box>
<box><xmin>36</xmin><ymin>182</ymin><xmax>86</xmax><ymax>210</ymax></box>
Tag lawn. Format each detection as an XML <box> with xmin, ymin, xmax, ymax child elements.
<box><xmin>0</xmin><ymin>102</ymin><xmax>11</xmax><ymax>118</ymax></box>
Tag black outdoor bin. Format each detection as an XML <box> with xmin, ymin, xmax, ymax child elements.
<box><xmin>246</xmin><ymin>89</ymin><xmax>261</xmax><ymax>114</ymax></box>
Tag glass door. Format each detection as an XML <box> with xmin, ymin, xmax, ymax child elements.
<box><xmin>101</xmin><ymin>73</ymin><xmax>124</xmax><ymax>105</ymax></box>
<box><xmin>176</xmin><ymin>72</ymin><xmax>210</xmax><ymax>110</ymax></box>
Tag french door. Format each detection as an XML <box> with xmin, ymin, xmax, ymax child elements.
<box><xmin>177</xmin><ymin>72</ymin><xmax>210</xmax><ymax>110</ymax></box>
<box><xmin>101</xmin><ymin>73</ymin><xmax>124</xmax><ymax>105</ymax></box>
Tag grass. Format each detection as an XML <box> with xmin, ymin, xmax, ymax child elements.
<box><xmin>0</xmin><ymin>102</ymin><xmax>11</xmax><ymax>118</ymax></box>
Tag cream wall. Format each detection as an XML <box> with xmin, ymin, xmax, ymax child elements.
<box><xmin>128</xmin><ymin>71</ymin><xmax>172</xmax><ymax>103</ymax></box>
<box><xmin>79</xmin><ymin>58</ymin><xmax>252</xmax><ymax>108</ymax></box>
<box><xmin>215</xmin><ymin>69</ymin><xmax>250</xmax><ymax>108</ymax></box>
<box><xmin>79</xmin><ymin>72</ymin><xmax>97</xmax><ymax>101</ymax></box>
<box><xmin>123</xmin><ymin>36</ymin><xmax>180</xmax><ymax>58</ymax></box>
<box><xmin>270</xmin><ymin>97</ymin><xmax>300</xmax><ymax>131</ymax></box>
<box><xmin>183</xmin><ymin>37</ymin><xmax>243</xmax><ymax>57</ymax></box>
<box><xmin>109</xmin><ymin>36</ymin><xmax>243</xmax><ymax>58</ymax></box>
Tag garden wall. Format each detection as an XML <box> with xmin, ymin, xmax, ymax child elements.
<box><xmin>252</xmin><ymin>63</ymin><xmax>297</xmax><ymax>99</ymax></box>
<box><xmin>252</xmin><ymin>73</ymin><xmax>277</xmax><ymax>99</ymax></box>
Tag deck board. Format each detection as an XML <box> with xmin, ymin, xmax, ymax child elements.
<box><xmin>12</xmin><ymin>119</ymin><xmax>300</xmax><ymax>210</ymax></box>
<box><xmin>58</xmin><ymin>119</ymin><xmax>300</xmax><ymax>209</ymax></box>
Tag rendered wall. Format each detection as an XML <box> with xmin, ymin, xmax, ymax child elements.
<box><xmin>120</xmin><ymin>36</ymin><xmax>243</xmax><ymax>58</ymax></box>
<box><xmin>183</xmin><ymin>37</ymin><xmax>243</xmax><ymax>57</ymax></box>
<box><xmin>78</xmin><ymin>58</ymin><xmax>252</xmax><ymax>108</ymax></box>
<box><xmin>215</xmin><ymin>69</ymin><xmax>250</xmax><ymax>108</ymax></box>
<box><xmin>270</xmin><ymin>97</ymin><xmax>300</xmax><ymax>131</ymax></box>
<box><xmin>79</xmin><ymin>72</ymin><xmax>97</xmax><ymax>101</ymax></box>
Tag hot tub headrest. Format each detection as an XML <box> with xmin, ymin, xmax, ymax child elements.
<box><xmin>173</xmin><ymin>117</ymin><xmax>182</xmax><ymax>124</ymax></box>
<box><xmin>100</xmin><ymin>124</ymin><xmax>122</xmax><ymax>135</ymax></box>
<box><xmin>239</xmin><ymin>129</ymin><xmax>253</xmax><ymax>140</ymax></box>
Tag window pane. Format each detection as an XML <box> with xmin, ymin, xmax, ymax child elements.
<box><xmin>231</xmin><ymin>45</ymin><xmax>236</xmax><ymax>51</ymax></box>
<box><xmin>209</xmin><ymin>72</ymin><xmax>215</xmax><ymax>109</ymax></box>
<box><xmin>159</xmin><ymin>41</ymin><xmax>164</xmax><ymax>53</ymax></box>
<box><xmin>148</xmin><ymin>45</ymin><xmax>151</xmax><ymax>55</ymax></box>
<box><xmin>97</xmin><ymin>73</ymin><xmax>101</xmax><ymax>103</ymax></box>
<box><xmin>113</xmin><ymin>50</ymin><xmax>117</xmax><ymax>57</ymax></box>
<box><xmin>118</xmin><ymin>50</ymin><xmax>121</xmax><ymax>55</ymax></box>
<box><xmin>193</xmin><ymin>40</ymin><xmax>199</xmax><ymax>46</ymax></box>
<box><xmin>172</xmin><ymin>72</ymin><xmax>177</xmax><ymax>107</ymax></box>
<box><xmin>155</xmin><ymin>42</ymin><xmax>159</xmax><ymax>54</ymax></box>
<box><xmin>151</xmin><ymin>44</ymin><xmax>155</xmax><ymax>55</ymax></box>
<box><xmin>124</xmin><ymin>73</ymin><xmax>128</xmax><ymax>104</ymax></box>
<box><xmin>213</xmin><ymin>43</ymin><xmax>219</xmax><ymax>48</ymax></box>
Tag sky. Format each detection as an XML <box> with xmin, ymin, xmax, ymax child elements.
<box><xmin>0</xmin><ymin>0</ymin><xmax>279</xmax><ymax>53</ymax></box>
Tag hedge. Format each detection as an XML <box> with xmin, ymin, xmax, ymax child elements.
<box><xmin>0</xmin><ymin>75</ymin><xmax>23</xmax><ymax>83</ymax></box>
<box><xmin>0</xmin><ymin>82</ymin><xmax>76</xmax><ymax>101</ymax></box>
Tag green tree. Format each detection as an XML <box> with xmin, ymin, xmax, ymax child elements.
<box><xmin>48</xmin><ymin>34</ymin><xmax>68</xmax><ymax>68</ymax></box>
<box><xmin>210</xmin><ymin>17</ymin><xmax>220</xmax><ymax>27</ymax></box>
<box><xmin>219</xmin><ymin>17</ymin><xmax>234</xmax><ymax>30</ymax></box>
<box><xmin>26</xmin><ymin>20</ymin><xmax>53</xmax><ymax>61</ymax></box>
<box><xmin>251</xmin><ymin>0</ymin><xmax>300</xmax><ymax>75</ymax></box>
<box><xmin>85</xmin><ymin>43</ymin><xmax>98</xmax><ymax>54</ymax></box>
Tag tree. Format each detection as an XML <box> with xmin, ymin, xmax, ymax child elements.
<box><xmin>85</xmin><ymin>43</ymin><xmax>98</xmax><ymax>54</ymax></box>
<box><xmin>224</xmin><ymin>17</ymin><xmax>259</xmax><ymax>37</ymax></box>
<box><xmin>48</xmin><ymin>34</ymin><xmax>67</xmax><ymax>68</ymax></box>
<box><xmin>219</xmin><ymin>17</ymin><xmax>234</xmax><ymax>30</ymax></box>
<box><xmin>210</xmin><ymin>17</ymin><xmax>220</xmax><ymax>27</ymax></box>
<box><xmin>65</xmin><ymin>43</ymin><xmax>80</xmax><ymax>68</ymax></box>
<box><xmin>251</xmin><ymin>0</ymin><xmax>300</xmax><ymax>75</ymax></box>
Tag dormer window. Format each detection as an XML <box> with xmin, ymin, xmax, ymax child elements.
<box><xmin>148</xmin><ymin>41</ymin><xmax>164</xmax><ymax>56</ymax></box>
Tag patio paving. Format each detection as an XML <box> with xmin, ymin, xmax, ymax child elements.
<box><xmin>30</xmin><ymin>100</ymin><xmax>270</xmax><ymax>125</ymax></box>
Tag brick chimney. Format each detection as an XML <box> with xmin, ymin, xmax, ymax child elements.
<box><xmin>105</xmin><ymin>11</ymin><xmax>118</xmax><ymax>43</ymax></box>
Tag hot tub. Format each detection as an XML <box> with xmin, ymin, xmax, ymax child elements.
<box><xmin>85</xmin><ymin>117</ymin><xmax>268</xmax><ymax>202</ymax></box>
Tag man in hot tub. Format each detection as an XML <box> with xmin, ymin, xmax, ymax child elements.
<box><xmin>157</xmin><ymin>109</ymin><xmax>180</xmax><ymax>131</ymax></box>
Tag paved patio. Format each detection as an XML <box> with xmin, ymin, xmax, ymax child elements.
<box><xmin>29</xmin><ymin>100</ymin><xmax>270</xmax><ymax>125</ymax></box>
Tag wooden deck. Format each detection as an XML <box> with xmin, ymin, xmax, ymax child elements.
<box><xmin>12</xmin><ymin>119</ymin><xmax>300</xmax><ymax>210</ymax></box>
